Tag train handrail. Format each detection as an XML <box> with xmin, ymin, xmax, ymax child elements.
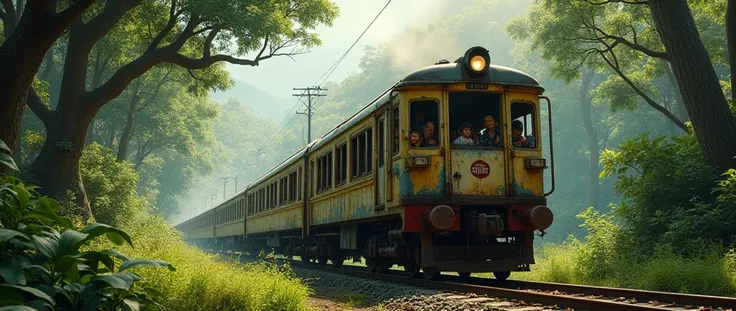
<box><xmin>540</xmin><ymin>96</ymin><xmax>555</xmax><ymax>197</ymax></box>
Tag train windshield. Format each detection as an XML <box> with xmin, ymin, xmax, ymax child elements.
<box><xmin>408</xmin><ymin>99</ymin><xmax>441</xmax><ymax>149</ymax></box>
<box><xmin>448</xmin><ymin>92</ymin><xmax>503</xmax><ymax>149</ymax></box>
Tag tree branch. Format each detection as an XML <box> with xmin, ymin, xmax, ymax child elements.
<box><xmin>203</xmin><ymin>28</ymin><xmax>221</xmax><ymax>58</ymax></box>
<box><xmin>591</xmin><ymin>25</ymin><xmax>668</xmax><ymax>59</ymax></box>
<box><xmin>597</xmin><ymin>43</ymin><xmax>688</xmax><ymax>133</ymax></box>
<box><xmin>27</xmin><ymin>87</ymin><xmax>53</xmax><ymax>127</ymax></box>
<box><xmin>146</xmin><ymin>0</ymin><xmax>182</xmax><ymax>53</ymax></box>
<box><xmin>137</xmin><ymin>68</ymin><xmax>172</xmax><ymax>111</ymax></box>
<box><xmin>74</xmin><ymin>0</ymin><xmax>141</xmax><ymax>46</ymax></box>
<box><xmin>52</xmin><ymin>0</ymin><xmax>96</xmax><ymax>31</ymax></box>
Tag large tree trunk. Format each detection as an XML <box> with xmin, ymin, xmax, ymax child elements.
<box><xmin>117</xmin><ymin>92</ymin><xmax>140</xmax><ymax>161</ymax></box>
<box><xmin>649</xmin><ymin>0</ymin><xmax>736</xmax><ymax>172</ymax></box>
<box><xmin>728</xmin><ymin>0</ymin><xmax>735</xmax><ymax>104</ymax></box>
<box><xmin>0</xmin><ymin>1</ymin><xmax>94</xmax><ymax>175</ymax></box>
<box><xmin>30</xmin><ymin>113</ymin><xmax>93</xmax><ymax>220</ymax></box>
<box><xmin>579</xmin><ymin>69</ymin><xmax>599</xmax><ymax>209</ymax></box>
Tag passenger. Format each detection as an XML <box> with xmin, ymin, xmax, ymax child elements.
<box><xmin>511</xmin><ymin>120</ymin><xmax>528</xmax><ymax>148</ymax></box>
<box><xmin>477</xmin><ymin>114</ymin><xmax>501</xmax><ymax>147</ymax></box>
<box><xmin>453</xmin><ymin>122</ymin><xmax>474</xmax><ymax>145</ymax></box>
<box><xmin>511</xmin><ymin>120</ymin><xmax>537</xmax><ymax>148</ymax></box>
<box><xmin>409</xmin><ymin>129</ymin><xmax>423</xmax><ymax>147</ymax></box>
<box><xmin>421</xmin><ymin>121</ymin><xmax>438</xmax><ymax>147</ymax></box>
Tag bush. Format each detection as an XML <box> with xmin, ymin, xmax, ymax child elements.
<box><xmin>91</xmin><ymin>213</ymin><xmax>311</xmax><ymax>311</ymax></box>
<box><xmin>80</xmin><ymin>143</ymin><xmax>148</xmax><ymax>228</ymax></box>
<box><xmin>0</xmin><ymin>141</ymin><xmax>174</xmax><ymax>310</ymax></box>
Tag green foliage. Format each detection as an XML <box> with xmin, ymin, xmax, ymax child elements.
<box><xmin>92</xmin><ymin>213</ymin><xmax>311</xmax><ymax>311</ymax></box>
<box><xmin>0</xmin><ymin>139</ymin><xmax>18</xmax><ymax>171</ymax></box>
<box><xmin>600</xmin><ymin>134</ymin><xmax>736</xmax><ymax>255</ymax></box>
<box><xmin>0</xmin><ymin>160</ymin><xmax>174</xmax><ymax>310</ymax></box>
<box><xmin>512</xmin><ymin>209</ymin><xmax>736</xmax><ymax>296</ymax></box>
<box><xmin>80</xmin><ymin>143</ymin><xmax>147</xmax><ymax>227</ymax></box>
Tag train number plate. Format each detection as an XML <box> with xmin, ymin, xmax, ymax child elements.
<box><xmin>466</xmin><ymin>83</ymin><xmax>488</xmax><ymax>90</ymax></box>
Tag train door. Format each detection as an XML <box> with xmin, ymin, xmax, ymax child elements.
<box><xmin>506</xmin><ymin>93</ymin><xmax>544</xmax><ymax>197</ymax></box>
<box><xmin>374</xmin><ymin>113</ymin><xmax>387</xmax><ymax>209</ymax></box>
<box><xmin>401</xmin><ymin>90</ymin><xmax>446</xmax><ymax>198</ymax></box>
<box><xmin>447</xmin><ymin>90</ymin><xmax>507</xmax><ymax>196</ymax></box>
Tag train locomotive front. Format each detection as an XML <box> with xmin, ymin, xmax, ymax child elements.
<box><xmin>362</xmin><ymin>46</ymin><xmax>555</xmax><ymax>280</ymax></box>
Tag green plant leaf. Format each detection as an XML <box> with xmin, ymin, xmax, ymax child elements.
<box><xmin>31</xmin><ymin>236</ymin><xmax>57</xmax><ymax>261</ymax></box>
<box><xmin>0</xmin><ymin>284</ymin><xmax>55</xmax><ymax>306</ymax></box>
<box><xmin>80</xmin><ymin>223</ymin><xmax>132</xmax><ymax>247</ymax></box>
<box><xmin>118</xmin><ymin>260</ymin><xmax>175</xmax><ymax>272</ymax></box>
<box><xmin>56</xmin><ymin>256</ymin><xmax>77</xmax><ymax>275</ymax></box>
<box><xmin>0</xmin><ymin>257</ymin><xmax>30</xmax><ymax>285</ymax></box>
<box><xmin>12</xmin><ymin>185</ymin><xmax>29</xmax><ymax>208</ymax></box>
<box><xmin>143</xmin><ymin>287</ymin><xmax>162</xmax><ymax>299</ymax></box>
<box><xmin>56</xmin><ymin>217</ymin><xmax>73</xmax><ymax>230</ymax></box>
<box><xmin>0</xmin><ymin>154</ymin><xmax>18</xmax><ymax>171</ymax></box>
<box><xmin>76</xmin><ymin>251</ymin><xmax>115</xmax><ymax>272</ymax></box>
<box><xmin>56</xmin><ymin>230</ymin><xmax>89</xmax><ymax>258</ymax></box>
<box><xmin>0</xmin><ymin>306</ymin><xmax>38</xmax><ymax>311</ymax></box>
<box><xmin>0</xmin><ymin>230</ymin><xmax>29</xmax><ymax>243</ymax></box>
<box><xmin>100</xmin><ymin>249</ymin><xmax>131</xmax><ymax>262</ymax></box>
<box><xmin>0</xmin><ymin>140</ymin><xmax>10</xmax><ymax>153</ymax></box>
<box><xmin>89</xmin><ymin>273</ymin><xmax>139</xmax><ymax>291</ymax></box>
<box><xmin>122</xmin><ymin>299</ymin><xmax>141</xmax><ymax>311</ymax></box>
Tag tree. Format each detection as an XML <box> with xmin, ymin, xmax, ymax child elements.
<box><xmin>0</xmin><ymin>0</ymin><xmax>96</xmax><ymax>174</ymax></box>
<box><xmin>579</xmin><ymin>69</ymin><xmax>600</xmax><ymax>208</ymax></box>
<box><xmin>506</xmin><ymin>0</ymin><xmax>690</xmax><ymax>133</ymax></box>
<box><xmin>649</xmin><ymin>0</ymin><xmax>736</xmax><ymax>171</ymax></box>
<box><xmin>25</xmin><ymin>0</ymin><xmax>338</xmax><ymax>220</ymax></box>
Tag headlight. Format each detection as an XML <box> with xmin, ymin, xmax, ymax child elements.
<box><xmin>525</xmin><ymin>157</ymin><xmax>547</xmax><ymax>169</ymax></box>
<box><xmin>410</xmin><ymin>155</ymin><xmax>430</xmax><ymax>168</ymax></box>
<box><xmin>463</xmin><ymin>46</ymin><xmax>490</xmax><ymax>76</ymax></box>
<box><xmin>470</xmin><ymin>55</ymin><xmax>486</xmax><ymax>72</ymax></box>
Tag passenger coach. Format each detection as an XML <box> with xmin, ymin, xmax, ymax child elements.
<box><xmin>176</xmin><ymin>46</ymin><xmax>555</xmax><ymax>280</ymax></box>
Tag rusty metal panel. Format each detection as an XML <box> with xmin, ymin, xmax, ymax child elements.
<box><xmin>246</xmin><ymin>205</ymin><xmax>302</xmax><ymax>234</ymax></box>
<box><xmin>398</xmin><ymin>156</ymin><xmax>446</xmax><ymax>197</ymax></box>
<box><xmin>215</xmin><ymin>220</ymin><xmax>245</xmax><ymax>238</ymax></box>
<box><xmin>511</xmin><ymin>152</ymin><xmax>544</xmax><ymax>196</ymax></box>
<box><xmin>311</xmin><ymin>183</ymin><xmax>374</xmax><ymax>225</ymax></box>
<box><xmin>450</xmin><ymin>149</ymin><xmax>506</xmax><ymax>196</ymax></box>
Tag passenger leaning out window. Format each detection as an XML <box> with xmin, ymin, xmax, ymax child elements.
<box><xmin>453</xmin><ymin>122</ymin><xmax>475</xmax><ymax>146</ymax></box>
<box><xmin>478</xmin><ymin>115</ymin><xmax>501</xmax><ymax>147</ymax></box>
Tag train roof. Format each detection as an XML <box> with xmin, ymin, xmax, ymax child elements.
<box><xmin>394</xmin><ymin>61</ymin><xmax>543</xmax><ymax>91</ymax></box>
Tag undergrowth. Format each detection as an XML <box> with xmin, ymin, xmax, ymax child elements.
<box><xmin>88</xmin><ymin>213</ymin><xmax>311</xmax><ymax>311</ymax></box>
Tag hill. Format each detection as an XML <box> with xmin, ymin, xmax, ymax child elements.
<box><xmin>210</xmin><ymin>79</ymin><xmax>293</xmax><ymax>122</ymax></box>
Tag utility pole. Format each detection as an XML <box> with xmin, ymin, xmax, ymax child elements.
<box><xmin>219</xmin><ymin>177</ymin><xmax>232</xmax><ymax>200</ymax></box>
<box><xmin>233</xmin><ymin>176</ymin><xmax>239</xmax><ymax>193</ymax></box>
<box><xmin>293</xmin><ymin>86</ymin><xmax>327</xmax><ymax>143</ymax></box>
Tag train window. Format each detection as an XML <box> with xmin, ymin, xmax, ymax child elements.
<box><xmin>335</xmin><ymin>143</ymin><xmax>347</xmax><ymax>186</ymax></box>
<box><xmin>317</xmin><ymin>151</ymin><xmax>333</xmax><ymax>193</ymax></box>
<box><xmin>310</xmin><ymin>161</ymin><xmax>315</xmax><ymax>196</ymax></box>
<box><xmin>378</xmin><ymin>119</ymin><xmax>385</xmax><ymax>167</ymax></box>
<box><xmin>350</xmin><ymin>128</ymin><xmax>373</xmax><ymax>179</ymax></box>
<box><xmin>298</xmin><ymin>166</ymin><xmax>303</xmax><ymax>201</ymax></box>
<box><xmin>511</xmin><ymin>101</ymin><xmax>537</xmax><ymax>149</ymax></box>
<box><xmin>409</xmin><ymin>99</ymin><xmax>440</xmax><ymax>148</ymax></box>
<box><xmin>392</xmin><ymin>106</ymin><xmax>399</xmax><ymax>155</ymax></box>
<box><xmin>448</xmin><ymin>92</ymin><xmax>502</xmax><ymax>148</ymax></box>
<box><xmin>289</xmin><ymin>171</ymin><xmax>297</xmax><ymax>201</ymax></box>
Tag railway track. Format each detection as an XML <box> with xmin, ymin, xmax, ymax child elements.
<box><xmin>221</xmin><ymin>251</ymin><xmax>735</xmax><ymax>311</ymax></box>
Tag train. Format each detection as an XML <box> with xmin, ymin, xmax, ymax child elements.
<box><xmin>175</xmin><ymin>46</ymin><xmax>555</xmax><ymax>280</ymax></box>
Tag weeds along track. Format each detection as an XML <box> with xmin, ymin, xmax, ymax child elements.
<box><xmin>221</xmin><ymin>251</ymin><xmax>735</xmax><ymax>311</ymax></box>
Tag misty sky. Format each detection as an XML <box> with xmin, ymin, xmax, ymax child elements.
<box><xmin>226</xmin><ymin>0</ymin><xmax>447</xmax><ymax>99</ymax></box>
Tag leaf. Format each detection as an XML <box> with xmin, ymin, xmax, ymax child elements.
<box><xmin>56</xmin><ymin>256</ymin><xmax>78</xmax><ymax>276</ymax></box>
<box><xmin>143</xmin><ymin>287</ymin><xmax>162</xmax><ymax>299</ymax></box>
<box><xmin>123</xmin><ymin>299</ymin><xmax>141</xmax><ymax>311</ymax></box>
<box><xmin>0</xmin><ymin>284</ymin><xmax>55</xmax><ymax>306</ymax></box>
<box><xmin>0</xmin><ymin>154</ymin><xmax>18</xmax><ymax>171</ymax></box>
<box><xmin>89</xmin><ymin>273</ymin><xmax>139</xmax><ymax>291</ymax></box>
<box><xmin>76</xmin><ymin>251</ymin><xmax>115</xmax><ymax>272</ymax></box>
<box><xmin>56</xmin><ymin>217</ymin><xmax>74</xmax><ymax>230</ymax></box>
<box><xmin>100</xmin><ymin>250</ymin><xmax>131</xmax><ymax>262</ymax></box>
<box><xmin>0</xmin><ymin>257</ymin><xmax>30</xmax><ymax>285</ymax></box>
<box><xmin>118</xmin><ymin>260</ymin><xmax>175</xmax><ymax>272</ymax></box>
<box><xmin>0</xmin><ymin>230</ymin><xmax>29</xmax><ymax>243</ymax></box>
<box><xmin>12</xmin><ymin>185</ymin><xmax>30</xmax><ymax>209</ymax></box>
<box><xmin>80</xmin><ymin>223</ymin><xmax>132</xmax><ymax>247</ymax></box>
<box><xmin>56</xmin><ymin>230</ymin><xmax>89</xmax><ymax>258</ymax></box>
<box><xmin>31</xmin><ymin>236</ymin><xmax>57</xmax><ymax>261</ymax></box>
<box><xmin>0</xmin><ymin>306</ymin><xmax>38</xmax><ymax>311</ymax></box>
<box><xmin>0</xmin><ymin>140</ymin><xmax>10</xmax><ymax>153</ymax></box>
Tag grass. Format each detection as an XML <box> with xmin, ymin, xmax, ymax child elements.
<box><xmin>504</xmin><ymin>240</ymin><xmax>736</xmax><ymax>297</ymax></box>
<box><xmin>89</xmin><ymin>213</ymin><xmax>312</xmax><ymax>311</ymax></box>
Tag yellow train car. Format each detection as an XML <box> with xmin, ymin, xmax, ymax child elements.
<box><xmin>177</xmin><ymin>46</ymin><xmax>555</xmax><ymax>280</ymax></box>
